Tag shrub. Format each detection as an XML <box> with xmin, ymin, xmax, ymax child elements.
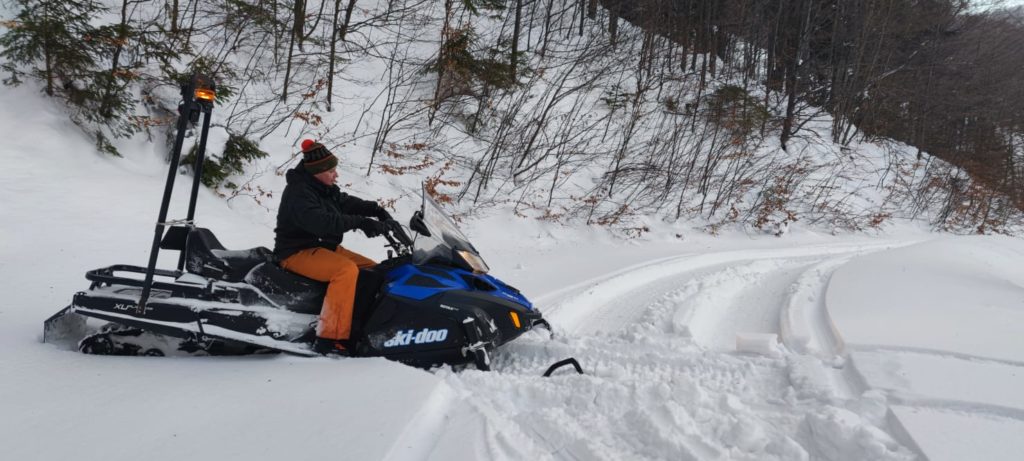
<box><xmin>183</xmin><ymin>134</ymin><xmax>268</xmax><ymax>189</ymax></box>
<box><xmin>707</xmin><ymin>85</ymin><xmax>770</xmax><ymax>135</ymax></box>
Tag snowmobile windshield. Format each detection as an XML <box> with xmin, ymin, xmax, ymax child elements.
<box><xmin>412</xmin><ymin>189</ymin><xmax>490</xmax><ymax>273</ymax></box>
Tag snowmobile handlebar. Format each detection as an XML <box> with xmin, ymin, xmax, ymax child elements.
<box><xmin>382</xmin><ymin>219</ymin><xmax>414</xmax><ymax>256</ymax></box>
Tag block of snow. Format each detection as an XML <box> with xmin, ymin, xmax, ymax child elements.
<box><xmin>736</xmin><ymin>332</ymin><xmax>780</xmax><ymax>356</ymax></box>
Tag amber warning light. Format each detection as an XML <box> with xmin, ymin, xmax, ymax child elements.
<box><xmin>194</xmin><ymin>88</ymin><xmax>215</xmax><ymax>102</ymax></box>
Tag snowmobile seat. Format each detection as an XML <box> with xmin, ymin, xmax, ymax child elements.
<box><xmin>245</xmin><ymin>261</ymin><xmax>387</xmax><ymax>318</ymax></box>
<box><xmin>244</xmin><ymin>262</ymin><xmax>326</xmax><ymax>314</ymax></box>
<box><xmin>181</xmin><ymin>227</ymin><xmax>273</xmax><ymax>283</ymax></box>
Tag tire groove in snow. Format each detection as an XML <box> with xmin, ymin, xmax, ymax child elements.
<box><xmin>848</xmin><ymin>344</ymin><xmax>1024</xmax><ymax>368</ymax></box>
<box><xmin>779</xmin><ymin>257</ymin><xmax>851</xmax><ymax>358</ymax></box>
<box><xmin>884</xmin><ymin>397</ymin><xmax>1024</xmax><ymax>423</ymax></box>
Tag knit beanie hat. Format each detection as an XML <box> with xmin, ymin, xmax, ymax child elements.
<box><xmin>300</xmin><ymin>139</ymin><xmax>338</xmax><ymax>174</ymax></box>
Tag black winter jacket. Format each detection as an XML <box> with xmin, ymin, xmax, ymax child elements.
<box><xmin>273</xmin><ymin>164</ymin><xmax>382</xmax><ymax>259</ymax></box>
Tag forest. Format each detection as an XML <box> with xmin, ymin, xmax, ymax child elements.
<box><xmin>2</xmin><ymin>0</ymin><xmax>1022</xmax><ymax>233</ymax></box>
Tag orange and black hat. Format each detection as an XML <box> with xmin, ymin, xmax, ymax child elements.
<box><xmin>300</xmin><ymin>139</ymin><xmax>338</xmax><ymax>174</ymax></box>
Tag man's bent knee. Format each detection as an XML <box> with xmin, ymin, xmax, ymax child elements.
<box><xmin>327</xmin><ymin>261</ymin><xmax>360</xmax><ymax>282</ymax></box>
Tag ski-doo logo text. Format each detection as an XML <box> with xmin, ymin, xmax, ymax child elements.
<box><xmin>383</xmin><ymin>328</ymin><xmax>449</xmax><ymax>347</ymax></box>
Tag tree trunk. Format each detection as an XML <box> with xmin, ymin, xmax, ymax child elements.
<box><xmin>42</xmin><ymin>3</ymin><xmax>53</xmax><ymax>96</ymax></box>
<box><xmin>282</xmin><ymin>6</ymin><xmax>298</xmax><ymax>102</ymax></box>
<box><xmin>170</xmin><ymin>0</ymin><xmax>179</xmax><ymax>34</ymax></box>
<box><xmin>780</xmin><ymin>0</ymin><xmax>805</xmax><ymax>151</ymax></box>
<box><xmin>339</xmin><ymin>0</ymin><xmax>357</xmax><ymax>42</ymax></box>
<box><xmin>511</xmin><ymin>0</ymin><xmax>522</xmax><ymax>80</ymax></box>
<box><xmin>293</xmin><ymin>0</ymin><xmax>306</xmax><ymax>50</ymax></box>
<box><xmin>327</xmin><ymin>0</ymin><xmax>342</xmax><ymax>112</ymax></box>
<box><xmin>609</xmin><ymin>10</ymin><xmax>618</xmax><ymax>48</ymax></box>
<box><xmin>578</xmin><ymin>0</ymin><xmax>584</xmax><ymax>36</ymax></box>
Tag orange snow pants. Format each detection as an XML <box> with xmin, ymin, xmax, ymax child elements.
<box><xmin>280</xmin><ymin>246</ymin><xmax>376</xmax><ymax>340</ymax></box>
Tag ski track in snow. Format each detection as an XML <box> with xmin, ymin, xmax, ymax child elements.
<box><xmin>418</xmin><ymin>242</ymin><xmax>937</xmax><ymax>461</ymax></box>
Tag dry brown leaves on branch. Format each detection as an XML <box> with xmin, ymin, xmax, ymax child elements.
<box><xmin>302</xmin><ymin>79</ymin><xmax>327</xmax><ymax>100</ymax></box>
<box><xmin>380</xmin><ymin>157</ymin><xmax>435</xmax><ymax>175</ymax></box>
<box><xmin>423</xmin><ymin>161</ymin><xmax>461</xmax><ymax>205</ymax></box>
<box><xmin>868</xmin><ymin>212</ymin><xmax>891</xmax><ymax>229</ymax></box>
<box><xmin>294</xmin><ymin>112</ymin><xmax>323</xmax><ymax>127</ymax></box>
<box><xmin>595</xmin><ymin>204</ymin><xmax>633</xmax><ymax>226</ymax></box>
<box><xmin>753</xmin><ymin>175</ymin><xmax>799</xmax><ymax>236</ymax></box>
<box><xmin>377</xmin><ymin>197</ymin><xmax>398</xmax><ymax>211</ymax></box>
<box><xmin>539</xmin><ymin>208</ymin><xmax>565</xmax><ymax>221</ymax></box>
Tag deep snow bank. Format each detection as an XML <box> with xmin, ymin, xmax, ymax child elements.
<box><xmin>827</xmin><ymin>236</ymin><xmax>1024</xmax><ymax>363</ymax></box>
<box><xmin>827</xmin><ymin>237</ymin><xmax>1024</xmax><ymax>461</ymax></box>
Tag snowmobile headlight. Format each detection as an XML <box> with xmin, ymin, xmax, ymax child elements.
<box><xmin>457</xmin><ymin>250</ymin><xmax>490</xmax><ymax>274</ymax></box>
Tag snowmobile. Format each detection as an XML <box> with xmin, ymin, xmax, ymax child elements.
<box><xmin>42</xmin><ymin>75</ymin><xmax>564</xmax><ymax>372</ymax></box>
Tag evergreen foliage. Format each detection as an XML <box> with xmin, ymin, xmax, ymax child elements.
<box><xmin>0</xmin><ymin>0</ymin><xmax>178</xmax><ymax>155</ymax></box>
<box><xmin>163</xmin><ymin>55</ymin><xmax>238</xmax><ymax>105</ymax></box>
<box><xmin>184</xmin><ymin>134</ymin><xmax>269</xmax><ymax>190</ymax></box>
<box><xmin>460</xmin><ymin>0</ymin><xmax>505</xmax><ymax>15</ymax></box>
<box><xmin>707</xmin><ymin>85</ymin><xmax>770</xmax><ymax>135</ymax></box>
<box><xmin>0</xmin><ymin>0</ymin><xmax>105</xmax><ymax>96</ymax></box>
<box><xmin>428</xmin><ymin>25</ymin><xmax>518</xmax><ymax>95</ymax></box>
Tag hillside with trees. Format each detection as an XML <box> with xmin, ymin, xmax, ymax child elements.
<box><xmin>1</xmin><ymin>0</ymin><xmax>1022</xmax><ymax>233</ymax></box>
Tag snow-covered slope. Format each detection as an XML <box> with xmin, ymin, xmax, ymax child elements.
<box><xmin>4</xmin><ymin>74</ymin><xmax>1024</xmax><ymax>459</ymax></box>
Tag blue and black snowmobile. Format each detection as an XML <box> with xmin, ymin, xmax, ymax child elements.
<box><xmin>43</xmin><ymin>75</ymin><xmax>561</xmax><ymax>371</ymax></box>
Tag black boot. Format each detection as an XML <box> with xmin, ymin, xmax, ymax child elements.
<box><xmin>312</xmin><ymin>337</ymin><xmax>351</xmax><ymax>357</ymax></box>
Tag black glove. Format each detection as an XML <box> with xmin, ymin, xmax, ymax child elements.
<box><xmin>372</xmin><ymin>203</ymin><xmax>393</xmax><ymax>222</ymax></box>
<box><xmin>356</xmin><ymin>218</ymin><xmax>386</xmax><ymax>238</ymax></box>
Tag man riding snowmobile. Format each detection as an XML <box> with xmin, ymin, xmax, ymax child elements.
<box><xmin>43</xmin><ymin>74</ymin><xmax>582</xmax><ymax>374</ymax></box>
<box><xmin>275</xmin><ymin>139</ymin><xmax>397</xmax><ymax>356</ymax></box>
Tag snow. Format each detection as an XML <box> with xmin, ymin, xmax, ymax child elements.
<box><xmin>1</xmin><ymin>353</ymin><xmax>445</xmax><ymax>461</ymax></box>
<box><xmin>827</xmin><ymin>236</ymin><xmax>1024</xmax><ymax>364</ymax></box>
<box><xmin>1</xmin><ymin>10</ymin><xmax>1023</xmax><ymax>461</ymax></box>
<box><xmin>890</xmin><ymin>406</ymin><xmax>1024</xmax><ymax>461</ymax></box>
<box><xmin>824</xmin><ymin>237</ymin><xmax>1024</xmax><ymax>460</ymax></box>
<box><xmin>735</xmin><ymin>332</ymin><xmax>781</xmax><ymax>356</ymax></box>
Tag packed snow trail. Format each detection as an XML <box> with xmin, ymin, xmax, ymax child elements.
<box><xmin>538</xmin><ymin>242</ymin><xmax>895</xmax><ymax>338</ymax></box>
<box><xmin>418</xmin><ymin>242</ymin><xmax>921</xmax><ymax>461</ymax></box>
<box><xmin>781</xmin><ymin>257</ymin><xmax>851</xmax><ymax>358</ymax></box>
